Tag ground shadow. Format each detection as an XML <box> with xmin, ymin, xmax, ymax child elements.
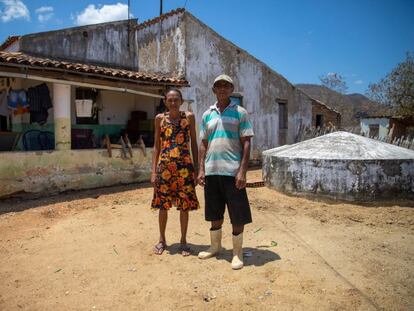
<box><xmin>168</xmin><ymin>243</ymin><xmax>280</xmax><ymax>266</ymax></box>
<box><xmin>0</xmin><ymin>182</ymin><xmax>153</xmax><ymax>215</ymax></box>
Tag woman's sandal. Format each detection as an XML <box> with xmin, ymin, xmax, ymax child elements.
<box><xmin>180</xmin><ymin>244</ymin><xmax>191</xmax><ymax>257</ymax></box>
<box><xmin>153</xmin><ymin>241</ymin><xmax>167</xmax><ymax>255</ymax></box>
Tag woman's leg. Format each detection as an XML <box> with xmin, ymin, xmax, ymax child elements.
<box><xmin>180</xmin><ymin>210</ymin><xmax>191</xmax><ymax>256</ymax></box>
<box><xmin>154</xmin><ymin>209</ymin><xmax>168</xmax><ymax>255</ymax></box>
<box><xmin>159</xmin><ymin>208</ymin><xmax>168</xmax><ymax>242</ymax></box>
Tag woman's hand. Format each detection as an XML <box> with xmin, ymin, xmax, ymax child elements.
<box><xmin>151</xmin><ymin>173</ymin><xmax>157</xmax><ymax>187</ymax></box>
<box><xmin>193</xmin><ymin>167</ymin><xmax>199</xmax><ymax>186</ymax></box>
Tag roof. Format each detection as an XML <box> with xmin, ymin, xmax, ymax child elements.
<box><xmin>361</xmin><ymin>115</ymin><xmax>413</xmax><ymax>121</ymax></box>
<box><xmin>361</xmin><ymin>115</ymin><xmax>393</xmax><ymax>119</ymax></box>
<box><xmin>310</xmin><ymin>97</ymin><xmax>341</xmax><ymax>115</ymax></box>
<box><xmin>0</xmin><ymin>51</ymin><xmax>188</xmax><ymax>86</ymax></box>
<box><xmin>0</xmin><ymin>36</ymin><xmax>21</xmax><ymax>51</ymax></box>
<box><xmin>263</xmin><ymin>131</ymin><xmax>414</xmax><ymax>160</ymax></box>
<box><xmin>136</xmin><ymin>8</ymin><xmax>185</xmax><ymax>30</ymax></box>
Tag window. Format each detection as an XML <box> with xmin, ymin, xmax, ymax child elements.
<box><xmin>316</xmin><ymin>114</ymin><xmax>324</xmax><ymax>128</ymax></box>
<box><xmin>369</xmin><ymin>124</ymin><xmax>379</xmax><ymax>138</ymax></box>
<box><xmin>278</xmin><ymin>102</ymin><xmax>288</xmax><ymax>129</ymax></box>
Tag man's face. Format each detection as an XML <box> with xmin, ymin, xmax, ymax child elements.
<box><xmin>212</xmin><ymin>80</ymin><xmax>234</xmax><ymax>101</ymax></box>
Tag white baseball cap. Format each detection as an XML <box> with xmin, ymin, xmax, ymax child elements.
<box><xmin>213</xmin><ymin>74</ymin><xmax>234</xmax><ymax>86</ymax></box>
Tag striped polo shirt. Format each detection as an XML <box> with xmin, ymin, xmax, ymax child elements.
<box><xmin>200</xmin><ymin>100</ymin><xmax>254</xmax><ymax>176</ymax></box>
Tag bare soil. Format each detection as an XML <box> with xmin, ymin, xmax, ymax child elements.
<box><xmin>0</xmin><ymin>169</ymin><xmax>413</xmax><ymax>311</ymax></box>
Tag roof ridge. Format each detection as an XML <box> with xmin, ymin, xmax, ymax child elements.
<box><xmin>0</xmin><ymin>36</ymin><xmax>21</xmax><ymax>51</ymax></box>
<box><xmin>136</xmin><ymin>8</ymin><xmax>185</xmax><ymax>30</ymax></box>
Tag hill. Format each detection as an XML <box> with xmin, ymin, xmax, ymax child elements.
<box><xmin>296</xmin><ymin>84</ymin><xmax>392</xmax><ymax>128</ymax></box>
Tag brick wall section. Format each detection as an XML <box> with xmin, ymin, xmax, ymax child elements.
<box><xmin>312</xmin><ymin>100</ymin><xmax>341</xmax><ymax>128</ymax></box>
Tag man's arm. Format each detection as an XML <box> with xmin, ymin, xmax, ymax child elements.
<box><xmin>197</xmin><ymin>139</ymin><xmax>208</xmax><ymax>186</ymax></box>
<box><xmin>235</xmin><ymin>136</ymin><xmax>251</xmax><ymax>189</ymax></box>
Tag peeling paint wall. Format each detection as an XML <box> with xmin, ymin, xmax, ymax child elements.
<box><xmin>20</xmin><ymin>20</ymin><xmax>138</xmax><ymax>70</ymax></box>
<box><xmin>137</xmin><ymin>12</ymin><xmax>186</xmax><ymax>77</ymax></box>
<box><xmin>0</xmin><ymin>149</ymin><xmax>151</xmax><ymax>199</ymax></box>
<box><xmin>181</xmin><ymin>13</ymin><xmax>312</xmax><ymax>154</ymax></box>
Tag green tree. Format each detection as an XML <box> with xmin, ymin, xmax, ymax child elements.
<box><xmin>366</xmin><ymin>52</ymin><xmax>414</xmax><ymax>116</ymax></box>
<box><xmin>319</xmin><ymin>72</ymin><xmax>348</xmax><ymax>94</ymax></box>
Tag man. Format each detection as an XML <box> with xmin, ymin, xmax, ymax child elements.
<box><xmin>197</xmin><ymin>74</ymin><xmax>254</xmax><ymax>270</ymax></box>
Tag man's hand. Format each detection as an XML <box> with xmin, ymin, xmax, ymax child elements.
<box><xmin>235</xmin><ymin>171</ymin><xmax>247</xmax><ymax>190</ymax></box>
<box><xmin>197</xmin><ymin>170</ymin><xmax>206</xmax><ymax>187</ymax></box>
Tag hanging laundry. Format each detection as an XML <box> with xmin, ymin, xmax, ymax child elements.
<box><xmin>8</xmin><ymin>89</ymin><xmax>28</xmax><ymax>109</ymax></box>
<box><xmin>0</xmin><ymin>91</ymin><xmax>9</xmax><ymax>117</ymax></box>
<box><xmin>8</xmin><ymin>89</ymin><xmax>29</xmax><ymax>115</ymax></box>
<box><xmin>28</xmin><ymin>83</ymin><xmax>52</xmax><ymax>125</ymax></box>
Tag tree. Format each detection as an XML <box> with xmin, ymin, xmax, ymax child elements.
<box><xmin>366</xmin><ymin>52</ymin><xmax>414</xmax><ymax>116</ymax></box>
<box><xmin>319</xmin><ymin>72</ymin><xmax>348</xmax><ymax>94</ymax></box>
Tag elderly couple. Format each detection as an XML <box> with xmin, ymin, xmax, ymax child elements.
<box><xmin>150</xmin><ymin>74</ymin><xmax>254</xmax><ymax>270</ymax></box>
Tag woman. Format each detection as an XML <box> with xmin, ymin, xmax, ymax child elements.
<box><xmin>151</xmin><ymin>89</ymin><xmax>199</xmax><ymax>256</ymax></box>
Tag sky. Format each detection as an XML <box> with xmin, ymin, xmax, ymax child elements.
<box><xmin>0</xmin><ymin>0</ymin><xmax>413</xmax><ymax>94</ymax></box>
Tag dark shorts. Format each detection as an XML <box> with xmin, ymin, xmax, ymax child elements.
<box><xmin>204</xmin><ymin>175</ymin><xmax>252</xmax><ymax>225</ymax></box>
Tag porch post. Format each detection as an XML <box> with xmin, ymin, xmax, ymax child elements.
<box><xmin>53</xmin><ymin>83</ymin><xmax>71</xmax><ymax>150</ymax></box>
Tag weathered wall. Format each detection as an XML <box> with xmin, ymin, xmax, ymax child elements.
<box><xmin>0</xmin><ymin>148</ymin><xmax>151</xmax><ymax>199</ymax></box>
<box><xmin>136</xmin><ymin>12</ymin><xmax>186</xmax><ymax>77</ymax></box>
<box><xmin>20</xmin><ymin>20</ymin><xmax>138</xmax><ymax>70</ymax></box>
<box><xmin>262</xmin><ymin>132</ymin><xmax>414</xmax><ymax>201</ymax></box>
<box><xmin>263</xmin><ymin>156</ymin><xmax>414</xmax><ymax>201</ymax></box>
<box><xmin>182</xmin><ymin>13</ymin><xmax>313</xmax><ymax>154</ymax></box>
<box><xmin>360</xmin><ymin>118</ymin><xmax>389</xmax><ymax>139</ymax></box>
<box><xmin>85</xmin><ymin>91</ymin><xmax>157</xmax><ymax>125</ymax></box>
<box><xmin>312</xmin><ymin>101</ymin><xmax>341</xmax><ymax>128</ymax></box>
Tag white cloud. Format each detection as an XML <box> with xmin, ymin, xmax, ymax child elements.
<box><xmin>74</xmin><ymin>3</ymin><xmax>131</xmax><ymax>26</ymax></box>
<box><xmin>35</xmin><ymin>6</ymin><xmax>53</xmax><ymax>14</ymax></box>
<box><xmin>354</xmin><ymin>80</ymin><xmax>364</xmax><ymax>85</ymax></box>
<box><xmin>0</xmin><ymin>0</ymin><xmax>30</xmax><ymax>22</ymax></box>
<box><xmin>35</xmin><ymin>5</ymin><xmax>54</xmax><ymax>23</ymax></box>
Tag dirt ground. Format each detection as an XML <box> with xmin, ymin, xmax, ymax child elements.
<box><xmin>0</xmin><ymin>169</ymin><xmax>413</xmax><ymax>311</ymax></box>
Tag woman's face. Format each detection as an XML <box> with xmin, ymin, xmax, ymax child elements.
<box><xmin>165</xmin><ymin>90</ymin><xmax>183</xmax><ymax>111</ymax></box>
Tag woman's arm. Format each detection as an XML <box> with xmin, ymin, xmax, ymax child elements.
<box><xmin>151</xmin><ymin>114</ymin><xmax>162</xmax><ymax>186</ymax></box>
<box><xmin>187</xmin><ymin>112</ymin><xmax>199</xmax><ymax>180</ymax></box>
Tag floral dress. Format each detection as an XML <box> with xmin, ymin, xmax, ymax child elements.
<box><xmin>151</xmin><ymin>112</ymin><xmax>199</xmax><ymax>211</ymax></box>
